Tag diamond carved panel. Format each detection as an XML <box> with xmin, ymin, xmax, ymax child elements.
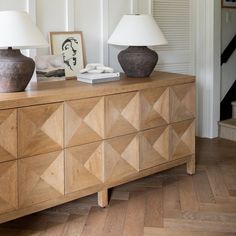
<box><xmin>170</xmin><ymin>119</ymin><xmax>195</xmax><ymax>160</ymax></box>
<box><xmin>0</xmin><ymin>109</ymin><xmax>17</xmax><ymax>163</ymax></box>
<box><xmin>140</xmin><ymin>87</ymin><xmax>169</xmax><ymax>130</ymax></box>
<box><xmin>65</xmin><ymin>133</ymin><xmax>140</xmax><ymax>193</ymax></box>
<box><xmin>139</xmin><ymin>126</ymin><xmax>169</xmax><ymax>170</ymax></box>
<box><xmin>18</xmin><ymin>103</ymin><xmax>64</xmax><ymax>158</ymax></box>
<box><xmin>105</xmin><ymin>92</ymin><xmax>139</xmax><ymax>138</ymax></box>
<box><xmin>19</xmin><ymin>151</ymin><xmax>64</xmax><ymax>208</ymax></box>
<box><xmin>65</xmin><ymin>141</ymin><xmax>104</xmax><ymax>194</ymax></box>
<box><xmin>65</xmin><ymin>97</ymin><xmax>104</xmax><ymax>147</ymax></box>
<box><xmin>104</xmin><ymin>133</ymin><xmax>139</xmax><ymax>184</ymax></box>
<box><xmin>0</xmin><ymin>161</ymin><xmax>17</xmax><ymax>214</ymax></box>
<box><xmin>170</xmin><ymin>83</ymin><xmax>195</xmax><ymax>122</ymax></box>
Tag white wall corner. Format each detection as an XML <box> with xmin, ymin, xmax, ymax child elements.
<box><xmin>130</xmin><ymin>0</ymin><xmax>139</xmax><ymax>14</ymax></box>
<box><xmin>101</xmin><ymin>0</ymin><xmax>109</xmax><ymax>65</ymax></box>
<box><xmin>26</xmin><ymin>0</ymin><xmax>37</xmax><ymax>82</ymax></box>
<box><xmin>195</xmin><ymin>0</ymin><xmax>221</xmax><ymax>138</ymax></box>
<box><xmin>137</xmin><ymin>0</ymin><xmax>152</xmax><ymax>14</ymax></box>
<box><xmin>65</xmin><ymin>0</ymin><xmax>75</xmax><ymax>31</ymax></box>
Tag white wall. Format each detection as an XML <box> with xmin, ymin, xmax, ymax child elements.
<box><xmin>76</xmin><ymin>0</ymin><xmax>102</xmax><ymax>63</ymax></box>
<box><xmin>221</xmin><ymin>9</ymin><xmax>236</xmax><ymax>100</ymax></box>
<box><xmin>0</xmin><ymin>0</ymin><xmax>222</xmax><ymax>138</ymax></box>
<box><xmin>194</xmin><ymin>0</ymin><xmax>221</xmax><ymax>138</ymax></box>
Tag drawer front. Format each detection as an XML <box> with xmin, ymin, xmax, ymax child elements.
<box><xmin>105</xmin><ymin>92</ymin><xmax>139</xmax><ymax>138</ymax></box>
<box><xmin>18</xmin><ymin>103</ymin><xmax>64</xmax><ymax>158</ymax></box>
<box><xmin>139</xmin><ymin>126</ymin><xmax>169</xmax><ymax>170</ymax></box>
<box><xmin>65</xmin><ymin>133</ymin><xmax>140</xmax><ymax>193</ymax></box>
<box><xmin>0</xmin><ymin>161</ymin><xmax>17</xmax><ymax>214</ymax></box>
<box><xmin>140</xmin><ymin>87</ymin><xmax>169</xmax><ymax>130</ymax></box>
<box><xmin>104</xmin><ymin>133</ymin><xmax>139</xmax><ymax>184</ymax></box>
<box><xmin>19</xmin><ymin>151</ymin><xmax>64</xmax><ymax>208</ymax></box>
<box><xmin>65</xmin><ymin>97</ymin><xmax>105</xmax><ymax>147</ymax></box>
<box><xmin>65</xmin><ymin>142</ymin><xmax>104</xmax><ymax>194</ymax></box>
<box><xmin>169</xmin><ymin>119</ymin><xmax>195</xmax><ymax>160</ymax></box>
<box><xmin>0</xmin><ymin>109</ymin><xmax>17</xmax><ymax>163</ymax></box>
<box><xmin>169</xmin><ymin>83</ymin><xmax>195</xmax><ymax>123</ymax></box>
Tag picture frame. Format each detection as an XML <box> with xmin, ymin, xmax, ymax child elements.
<box><xmin>49</xmin><ymin>31</ymin><xmax>85</xmax><ymax>78</ymax></box>
<box><xmin>222</xmin><ymin>0</ymin><xmax>236</xmax><ymax>8</ymax></box>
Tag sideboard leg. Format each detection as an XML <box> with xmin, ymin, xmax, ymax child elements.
<box><xmin>187</xmin><ymin>154</ymin><xmax>195</xmax><ymax>175</ymax></box>
<box><xmin>98</xmin><ymin>189</ymin><xmax>108</xmax><ymax>207</ymax></box>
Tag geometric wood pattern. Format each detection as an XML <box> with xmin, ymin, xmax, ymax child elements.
<box><xmin>140</xmin><ymin>87</ymin><xmax>169</xmax><ymax>130</ymax></box>
<box><xmin>65</xmin><ymin>142</ymin><xmax>104</xmax><ymax>194</ymax></box>
<box><xmin>0</xmin><ymin>109</ymin><xmax>17</xmax><ymax>162</ymax></box>
<box><xmin>169</xmin><ymin>83</ymin><xmax>195</xmax><ymax>123</ymax></box>
<box><xmin>170</xmin><ymin>119</ymin><xmax>195</xmax><ymax>160</ymax></box>
<box><xmin>105</xmin><ymin>92</ymin><xmax>139</xmax><ymax>138</ymax></box>
<box><xmin>18</xmin><ymin>151</ymin><xmax>64</xmax><ymax>208</ymax></box>
<box><xmin>104</xmin><ymin>133</ymin><xmax>139</xmax><ymax>184</ymax></box>
<box><xmin>18</xmin><ymin>103</ymin><xmax>64</xmax><ymax>158</ymax></box>
<box><xmin>64</xmin><ymin>97</ymin><xmax>104</xmax><ymax>147</ymax></box>
<box><xmin>0</xmin><ymin>73</ymin><xmax>195</xmax><ymax>224</ymax></box>
<box><xmin>139</xmin><ymin>126</ymin><xmax>169</xmax><ymax>170</ymax></box>
<box><xmin>65</xmin><ymin>133</ymin><xmax>140</xmax><ymax>193</ymax></box>
<box><xmin>0</xmin><ymin>161</ymin><xmax>17</xmax><ymax>214</ymax></box>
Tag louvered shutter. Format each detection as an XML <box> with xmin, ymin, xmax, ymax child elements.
<box><xmin>152</xmin><ymin>0</ymin><xmax>194</xmax><ymax>74</ymax></box>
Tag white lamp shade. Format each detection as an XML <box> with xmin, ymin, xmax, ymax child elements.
<box><xmin>0</xmin><ymin>11</ymin><xmax>48</xmax><ymax>49</ymax></box>
<box><xmin>108</xmin><ymin>14</ymin><xmax>167</xmax><ymax>46</ymax></box>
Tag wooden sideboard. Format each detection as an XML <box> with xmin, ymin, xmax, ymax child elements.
<box><xmin>0</xmin><ymin>71</ymin><xmax>195</xmax><ymax>223</ymax></box>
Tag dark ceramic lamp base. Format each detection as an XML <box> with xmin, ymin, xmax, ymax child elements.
<box><xmin>118</xmin><ymin>46</ymin><xmax>158</xmax><ymax>78</ymax></box>
<box><xmin>0</xmin><ymin>47</ymin><xmax>35</xmax><ymax>92</ymax></box>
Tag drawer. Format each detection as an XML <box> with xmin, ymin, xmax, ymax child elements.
<box><xmin>105</xmin><ymin>92</ymin><xmax>139</xmax><ymax>138</ymax></box>
<box><xmin>18</xmin><ymin>103</ymin><xmax>64</xmax><ymax>158</ymax></box>
<box><xmin>65</xmin><ymin>141</ymin><xmax>104</xmax><ymax>194</ymax></box>
<box><xmin>0</xmin><ymin>160</ymin><xmax>17</xmax><ymax>214</ymax></box>
<box><xmin>139</xmin><ymin>126</ymin><xmax>169</xmax><ymax>170</ymax></box>
<box><xmin>65</xmin><ymin>97</ymin><xmax>105</xmax><ymax>147</ymax></box>
<box><xmin>0</xmin><ymin>109</ymin><xmax>17</xmax><ymax>163</ymax></box>
<box><xmin>169</xmin><ymin>119</ymin><xmax>195</xmax><ymax>160</ymax></box>
<box><xmin>169</xmin><ymin>83</ymin><xmax>195</xmax><ymax>123</ymax></box>
<box><xmin>18</xmin><ymin>151</ymin><xmax>64</xmax><ymax>208</ymax></box>
<box><xmin>65</xmin><ymin>133</ymin><xmax>139</xmax><ymax>193</ymax></box>
<box><xmin>104</xmin><ymin>133</ymin><xmax>139</xmax><ymax>184</ymax></box>
<box><xmin>140</xmin><ymin>87</ymin><xmax>169</xmax><ymax>130</ymax></box>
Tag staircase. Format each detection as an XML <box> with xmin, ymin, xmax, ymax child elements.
<box><xmin>219</xmin><ymin>101</ymin><xmax>236</xmax><ymax>141</ymax></box>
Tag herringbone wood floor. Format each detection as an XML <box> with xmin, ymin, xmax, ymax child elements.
<box><xmin>0</xmin><ymin>138</ymin><xmax>236</xmax><ymax>236</ymax></box>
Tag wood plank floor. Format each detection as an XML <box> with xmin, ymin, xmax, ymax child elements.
<box><xmin>0</xmin><ymin>138</ymin><xmax>236</xmax><ymax>236</ymax></box>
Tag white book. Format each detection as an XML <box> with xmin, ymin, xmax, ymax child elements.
<box><xmin>78</xmin><ymin>76</ymin><xmax>120</xmax><ymax>84</ymax></box>
<box><xmin>77</xmin><ymin>72</ymin><xmax>120</xmax><ymax>84</ymax></box>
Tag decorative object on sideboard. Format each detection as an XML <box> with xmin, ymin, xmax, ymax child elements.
<box><xmin>49</xmin><ymin>31</ymin><xmax>85</xmax><ymax>79</ymax></box>
<box><xmin>0</xmin><ymin>11</ymin><xmax>48</xmax><ymax>93</ymax></box>
<box><xmin>35</xmin><ymin>54</ymin><xmax>65</xmax><ymax>78</ymax></box>
<box><xmin>108</xmin><ymin>14</ymin><xmax>167</xmax><ymax>78</ymax></box>
<box><xmin>78</xmin><ymin>63</ymin><xmax>119</xmax><ymax>84</ymax></box>
<box><xmin>79</xmin><ymin>63</ymin><xmax>114</xmax><ymax>74</ymax></box>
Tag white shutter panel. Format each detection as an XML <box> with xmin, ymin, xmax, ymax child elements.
<box><xmin>152</xmin><ymin>0</ymin><xmax>194</xmax><ymax>74</ymax></box>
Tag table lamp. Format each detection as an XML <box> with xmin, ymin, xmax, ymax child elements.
<box><xmin>0</xmin><ymin>11</ymin><xmax>48</xmax><ymax>92</ymax></box>
<box><xmin>108</xmin><ymin>14</ymin><xmax>167</xmax><ymax>78</ymax></box>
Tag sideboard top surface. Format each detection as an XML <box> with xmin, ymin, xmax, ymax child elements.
<box><xmin>0</xmin><ymin>71</ymin><xmax>195</xmax><ymax>110</ymax></box>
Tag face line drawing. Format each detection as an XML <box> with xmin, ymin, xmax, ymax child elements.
<box><xmin>61</xmin><ymin>37</ymin><xmax>79</xmax><ymax>71</ymax></box>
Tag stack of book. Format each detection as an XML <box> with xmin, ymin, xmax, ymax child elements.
<box><xmin>77</xmin><ymin>72</ymin><xmax>120</xmax><ymax>84</ymax></box>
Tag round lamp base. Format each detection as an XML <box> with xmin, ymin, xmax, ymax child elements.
<box><xmin>118</xmin><ymin>46</ymin><xmax>158</xmax><ymax>78</ymax></box>
<box><xmin>0</xmin><ymin>48</ymin><xmax>35</xmax><ymax>93</ymax></box>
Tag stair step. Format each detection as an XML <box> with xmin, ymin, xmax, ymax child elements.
<box><xmin>232</xmin><ymin>101</ymin><xmax>236</xmax><ymax>119</ymax></box>
<box><xmin>219</xmin><ymin>119</ymin><xmax>236</xmax><ymax>141</ymax></box>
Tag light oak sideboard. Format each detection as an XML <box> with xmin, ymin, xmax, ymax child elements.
<box><xmin>0</xmin><ymin>71</ymin><xmax>195</xmax><ymax>223</ymax></box>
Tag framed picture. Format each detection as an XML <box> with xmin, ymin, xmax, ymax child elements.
<box><xmin>222</xmin><ymin>0</ymin><xmax>236</xmax><ymax>8</ymax></box>
<box><xmin>49</xmin><ymin>31</ymin><xmax>85</xmax><ymax>78</ymax></box>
